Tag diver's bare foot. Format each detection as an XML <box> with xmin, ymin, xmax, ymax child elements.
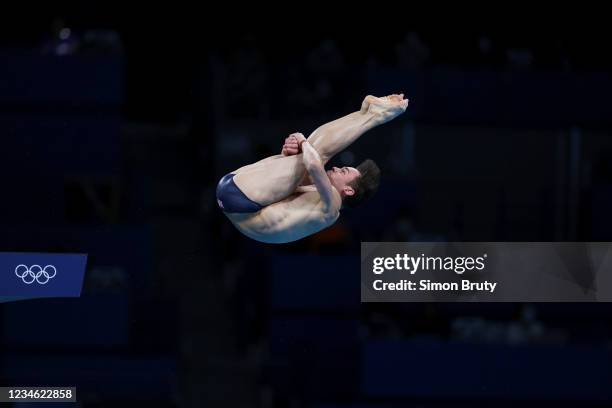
<box><xmin>363</xmin><ymin>93</ymin><xmax>409</xmax><ymax>123</ymax></box>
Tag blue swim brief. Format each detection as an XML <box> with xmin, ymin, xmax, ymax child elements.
<box><xmin>216</xmin><ymin>173</ymin><xmax>263</xmax><ymax>213</ymax></box>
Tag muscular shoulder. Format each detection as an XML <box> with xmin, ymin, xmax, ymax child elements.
<box><xmin>321</xmin><ymin>206</ymin><xmax>340</xmax><ymax>224</ymax></box>
<box><xmin>310</xmin><ymin>190</ymin><xmax>341</xmax><ymax>223</ymax></box>
<box><xmin>273</xmin><ymin>191</ymin><xmax>339</xmax><ymax>224</ymax></box>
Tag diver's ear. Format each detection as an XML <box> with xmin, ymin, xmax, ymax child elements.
<box><xmin>343</xmin><ymin>185</ymin><xmax>355</xmax><ymax>196</ymax></box>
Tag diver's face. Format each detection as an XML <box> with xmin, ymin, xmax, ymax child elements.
<box><xmin>327</xmin><ymin>166</ymin><xmax>360</xmax><ymax>196</ymax></box>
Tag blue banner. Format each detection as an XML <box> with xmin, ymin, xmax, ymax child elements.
<box><xmin>0</xmin><ymin>252</ymin><xmax>87</xmax><ymax>301</ymax></box>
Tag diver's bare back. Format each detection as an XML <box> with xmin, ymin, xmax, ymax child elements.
<box><xmin>223</xmin><ymin>187</ymin><xmax>338</xmax><ymax>244</ymax></box>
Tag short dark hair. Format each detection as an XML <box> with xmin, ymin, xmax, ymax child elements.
<box><xmin>343</xmin><ymin>159</ymin><xmax>381</xmax><ymax>208</ymax></box>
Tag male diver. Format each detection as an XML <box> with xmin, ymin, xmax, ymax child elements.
<box><xmin>216</xmin><ymin>94</ymin><xmax>409</xmax><ymax>243</ymax></box>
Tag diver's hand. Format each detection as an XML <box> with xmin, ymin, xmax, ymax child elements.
<box><xmin>281</xmin><ymin>133</ymin><xmax>305</xmax><ymax>156</ymax></box>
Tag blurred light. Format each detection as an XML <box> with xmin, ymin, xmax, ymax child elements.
<box><xmin>59</xmin><ymin>28</ymin><xmax>71</xmax><ymax>40</ymax></box>
<box><xmin>56</xmin><ymin>43</ymin><xmax>70</xmax><ymax>55</ymax></box>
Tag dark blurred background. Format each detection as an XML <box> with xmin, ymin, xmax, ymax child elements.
<box><xmin>1</xmin><ymin>11</ymin><xmax>612</xmax><ymax>407</ymax></box>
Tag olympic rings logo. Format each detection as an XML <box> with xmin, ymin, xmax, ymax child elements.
<box><xmin>15</xmin><ymin>264</ymin><xmax>57</xmax><ymax>285</ymax></box>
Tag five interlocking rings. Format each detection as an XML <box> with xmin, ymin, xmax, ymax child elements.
<box><xmin>15</xmin><ymin>264</ymin><xmax>57</xmax><ymax>285</ymax></box>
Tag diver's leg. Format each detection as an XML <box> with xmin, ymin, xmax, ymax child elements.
<box><xmin>232</xmin><ymin>154</ymin><xmax>307</xmax><ymax>206</ymax></box>
<box><xmin>305</xmin><ymin>94</ymin><xmax>408</xmax><ymax>164</ymax></box>
<box><xmin>233</xmin><ymin>95</ymin><xmax>408</xmax><ymax>205</ymax></box>
<box><xmin>231</xmin><ymin>154</ymin><xmax>285</xmax><ymax>175</ymax></box>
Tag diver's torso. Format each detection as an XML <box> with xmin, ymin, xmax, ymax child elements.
<box><xmin>224</xmin><ymin>191</ymin><xmax>339</xmax><ymax>244</ymax></box>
